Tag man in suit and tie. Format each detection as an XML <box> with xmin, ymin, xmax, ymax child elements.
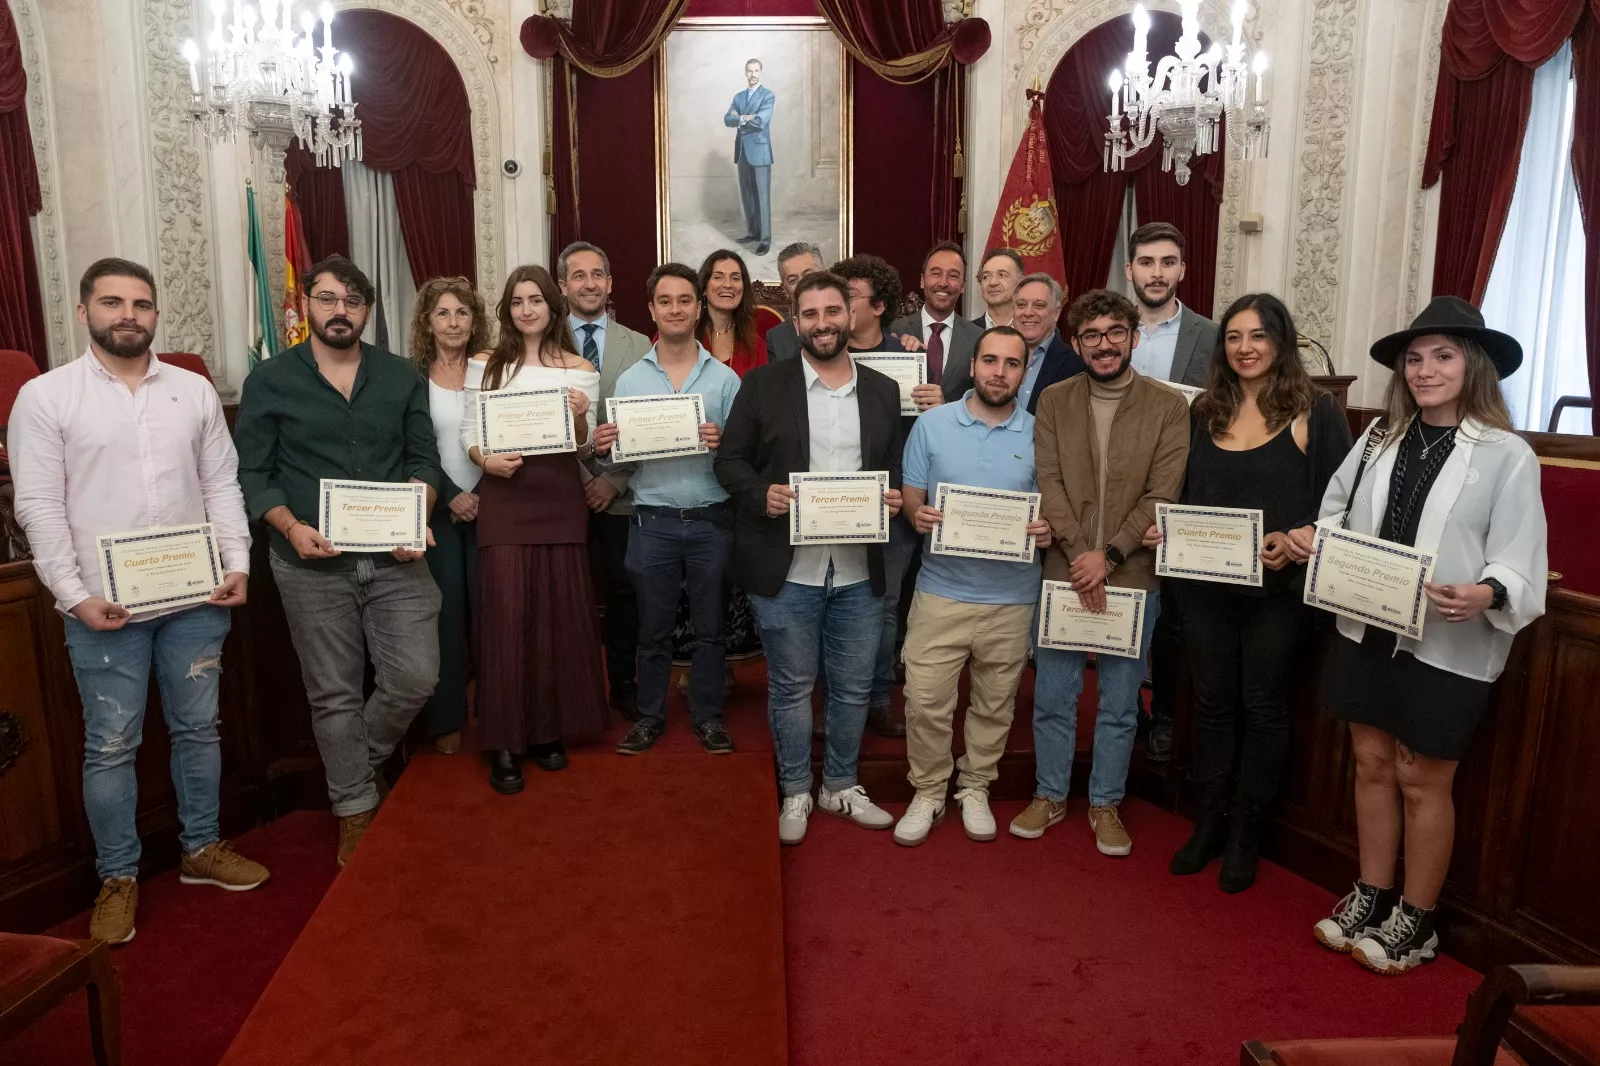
<box><xmin>725</xmin><ymin>58</ymin><xmax>776</xmax><ymax>256</ymax></box>
<box><xmin>1012</xmin><ymin>273</ymin><xmax>1084</xmax><ymax>415</ymax></box>
<box><xmin>765</xmin><ymin>241</ymin><xmax>824</xmax><ymax>362</ymax></box>
<box><xmin>1124</xmin><ymin>221</ymin><xmax>1218</xmax><ymax>389</ymax></box>
<box><xmin>973</xmin><ymin>247</ymin><xmax>1025</xmax><ymax>330</ymax></box>
<box><xmin>557</xmin><ymin>241</ymin><xmax>653</xmax><ymax>720</ymax></box>
<box><xmin>890</xmin><ymin>242</ymin><xmax>980</xmax><ymax>407</ymax></box>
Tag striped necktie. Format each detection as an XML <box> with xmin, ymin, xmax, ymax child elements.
<box><xmin>580</xmin><ymin>323</ymin><xmax>600</xmax><ymax>369</ymax></box>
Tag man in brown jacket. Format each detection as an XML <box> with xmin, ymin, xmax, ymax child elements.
<box><xmin>1010</xmin><ymin>289</ymin><xmax>1190</xmax><ymax>855</ymax></box>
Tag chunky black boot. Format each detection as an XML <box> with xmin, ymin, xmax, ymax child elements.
<box><xmin>1169</xmin><ymin>782</ymin><xmax>1229</xmax><ymax>875</ymax></box>
<box><xmin>1218</xmin><ymin>795</ymin><xmax>1268</xmax><ymax>893</ymax></box>
<box><xmin>489</xmin><ymin>750</ymin><xmax>524</xmax><ymax>795</ymax></box>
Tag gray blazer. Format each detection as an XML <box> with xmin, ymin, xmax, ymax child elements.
<box><xmin>888</xmin><ymin>311</ymin><xmax>979</xmax><ymax>401</ymax></box>
<box><xmin>765</xmin><ymin>318</ymin><xmax>800</xmax><ymax>362</ymax></box>
<box><xmin>1169</xmin><ymin>307</ymin><xmax>1219</xmax><ymax>388</ymax></box>
<box><xmin>594</xmin><ymin>316</ymin><xmax>653</xmax><ymax>515</ymax></box>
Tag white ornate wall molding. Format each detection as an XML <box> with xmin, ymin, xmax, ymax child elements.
<box><xmin>1286</xmin><ymin>0</ymin><xmax>1359</xmax><ymax>352</ymax></box>
<box><xmin>1404</xmin><ymin>0</ymin><xmax>1447</xmax><ymax>321</ymax></box>
<box><xmin>335</xmin><ymin>0</ymin><xmax>506</xmax><ymax>288</ymax></box>
<box><xmin>13</xmin><ymin>0</ymin><xmax>75</xmax><ymax>366</ymax></box>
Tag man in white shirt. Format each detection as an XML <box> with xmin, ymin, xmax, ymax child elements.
<box><xmin>10</xmin><ymin>258</ymin><xmax>269</xmax><ymax>946</ymax></box>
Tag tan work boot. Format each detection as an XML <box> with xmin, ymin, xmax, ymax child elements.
<box><xmin>1088</xmin><ymin>804</ymin><xmax>1133</xmax><ymax>856</ymax></box>
<box><xmin>434</xmin><ymin>730</ymin><xmax>461</xmax><ymax>755</ymax></box>
<box><xmin>180</xmin><ymin>840</ymin><xmax>270</xmax><ymax>891</ymax></box>
<box><xmin>89</xmin><ymin>877</ymin><xmax>138</xmax><ymax>945</ymax></box>
<box><xmin>337</xmin><ymin>810</ymin><xmax>377</xmax><ymax>868</ymax></box>
<box><xmin>1008</xmin><ymin>796</ymin><xmax>1068</xmax><ymax>839</ymax></box>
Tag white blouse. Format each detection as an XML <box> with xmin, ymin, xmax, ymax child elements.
<box><xmin>428</xmin><ymin>379</ymin><xmax>481</xmax><ymax>495</ymax></box>
<box><xmin>459</xmin><ymin>356</ymin><xmax>600</xmax><ymax>462</ymax></box>
<box><xmin>1316</xmin><ymin>416</ymin><xmax>1548</xmax><ymax>682</ymax></box>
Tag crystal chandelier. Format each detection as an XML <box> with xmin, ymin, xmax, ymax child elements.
<box><xmin>1103</xmin><ymin>0</ymin><xmax>1268</xmax><ymax>186</ymax></box>
<box><xmin>179</xmin><ymin>0</ymin><xmax>361</xmax><ymax>165</ymax></box>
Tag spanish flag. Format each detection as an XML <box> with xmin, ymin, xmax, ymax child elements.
<box><xmin>283</xmin><ymin>191</ymin><xmax>312</xmax><ymax>347</ymax></box>
<box><xmin>985</xmin><ymin>90</ymin><xmax>1066</xmax><ymax>287</ymax></box>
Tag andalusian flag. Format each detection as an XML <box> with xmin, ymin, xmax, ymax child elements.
<box><xmin>246</xmin><ymin>185</ymin><xmax>278</xmax><ymax>367</ymax></box>
<box><xmin>283</xmin><ymin>191</ymin><xmax>311</xmax><ymax>347</ymax></box>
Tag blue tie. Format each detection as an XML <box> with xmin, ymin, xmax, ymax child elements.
<box><xmin>580</xmin><ymin>323</ymin><xmax>600</xmax><ymax>369</ymax></box>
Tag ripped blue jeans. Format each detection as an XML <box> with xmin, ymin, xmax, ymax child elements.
<box><xmin>64</xmin><ymin>604</ymin><xmax>231</xmax><ymax>880</ymax></box>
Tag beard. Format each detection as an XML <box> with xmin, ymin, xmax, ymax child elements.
<box><xmin>88</xmin><ymin>320</ymin><xmax>153</xmax><ymax>359</ymax></box>
<box><xmin>1134</xmin><ymin>282</ymin><xmax>1171</xmax><ymax>310</ymax></box>
<box><xmin>310</xmin><ymin>314</ymin><xmax>361</xmax><ymax>350</ymax></box>
<box><xmin>798</xmin><ymin>324</ymin><xmax>846</xmax><ymax>361</ymax></box>
<box><xmin>974</xmin><ymin>379</ymin><xmax>1019</xmax><ymax>408</ymax></box>
<box><xmin>1086</xmin><ymin>350</ymin><xmax>1133</xmax><ymax>382</ymax></box>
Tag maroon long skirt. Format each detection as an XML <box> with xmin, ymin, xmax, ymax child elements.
<box><xmin>474</xmin><ymin>543</ymin><xmax>609</xmax><ymax>750</ymax></box>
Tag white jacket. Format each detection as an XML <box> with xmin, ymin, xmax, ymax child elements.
<box><xmin>1316</xmin><ymin>416</ymin><xmax>1547</xmax><ymax>682</ymax></box>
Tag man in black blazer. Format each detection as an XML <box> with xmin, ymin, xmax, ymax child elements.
<box><xmin>763</xmin><ymin>241</ymin><xmax>824</xmax><ymax>363</ymax></box>
<box><xmin>716</xmin><ymin>271</ymin><xmax>905</xmax><ymax>846</ymax></box>
<box><xmin>1013</xmin><ymin>273</ymin><xmax>1085</xmax><ymax>415</ymax></box>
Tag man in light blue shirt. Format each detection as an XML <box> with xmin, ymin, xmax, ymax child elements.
<box><xmin>1123</xmin><ymin>221</ymin><xmax>1217</xmax><ymax>388</ymax></box>
<box><xmin>594</xmin><ymin>263</ymin><xmax>741</xmax><ymax>756</ymax></box>
<box><xmin>891</xmin><ymin>325</ymin><xmax>1052</xmax><ymax>847</ymax></box>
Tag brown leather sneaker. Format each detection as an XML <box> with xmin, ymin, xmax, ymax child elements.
<box><xmin>180</xmin><ymin>840</ymin><xmax>270</xmax><ymax>891</ymax></box>
<box><xmin>337</xmin><ymin>810</ymin><xmax>377</xmax><ymax>868</ymax></box>
<box><xmin>1008</xmin><ymin>796</ymin><xmax>1068</xmax><ymax>839</ymax></box>
<box><xmin>867</xmin><ymin>702</ymin><xmax>906</xmax><ymax>738</ymax></box>
<box><xmin>1089</xmin><ymin>804</ymin><xmax>1133</xmax><ymax>856</ymax></box>
<box><xmin>434</xmin><ymin>730</ymin><xmax>461</xmax><ymax>755</ymax></box>
<box><xmin>89</xmin><ymin>877</ymin><xmax>138</xmax><ymax>945</ymax></box>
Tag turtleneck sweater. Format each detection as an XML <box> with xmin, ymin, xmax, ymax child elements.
<box><xmin>1088</xmin><ymin>370</ymin><xmax>1132</xmax><ymax>546</ymax></box>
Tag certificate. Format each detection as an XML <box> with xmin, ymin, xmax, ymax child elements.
<box><xmin>1304</xmin><ymin>525</ymin><xmax>1435</xmax><ymax>639</ymax></box>
<box><xmin>1155</xmin><ymin>379</ymin><xmax>1205</xmax><ymax>406</ymax></box>
<box><xmin>852</xmin><ymin>353</ymin><xmax>926</xmax><ymax>416</ymax></box>
<box><xmin>1154</xmin><ymin>503</ymin><xmax>1263</xmax><ymax>587</ymax></box>
<box><xmin>317</xmin><ymin>479</ymin><xmax>428</xmax><ymax>553</ymax></box>
<box><xmin>605</xmin><ymin>394</ymin><xmax>706</xmax><ymax>462</ymax></box>
<box><xmin>789</xmin><ymin>471</ymin><xmax>890</xmax><ymax>545</ymax></box>
<box><xmin>1037</xmin><ymin>581</ymin><xmax>1147</xmax><ymax>658</ymax></box>
<box><xmin>477</xmin><ymin>386</ymin><xmax>575</xmax><ymax>456</ymax></box>
<box><xmin>96</xmin><ymin>524</ymin><xmax>222</xmax><ymax>614</ymax></box>
<box><xmin>929</xmin><ymin>483</ymin><xmax>1040</xmax><ymax>564</ymax></box>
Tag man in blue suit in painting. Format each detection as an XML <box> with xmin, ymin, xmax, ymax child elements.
<box><xmin>725</xmin><ymin>57</ymin><xmax>775</xmax><ymax>256</ymax></box>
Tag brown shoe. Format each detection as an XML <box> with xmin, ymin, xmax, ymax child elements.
<box><xmin>89</xmin><ymin>877</ymin><xmax>138</xmax><ymax>945</ymax></box>
<box><xmin>1089</xmin><ymin>804</ymin><xmax>1133</xmax><ymax>856</ymax></box>
<box><xmin>1009</xmin><ymin>796</ymin><xmax>1068</xmax><ymax>839</ymax></box>
<box><xmin>180</xmin><ymin>840</ymin><xmax>270</xmax><ymax>891</ymax></box>
<box><xmin>434</xmin><ymin>730</ymin><xmax>461</xmax><ymax>755</ymax></box>
<box><xmin>337</xmin><ymin>810</ymin><xmax>377</xmax><ymax>868</ymax></box>
<box><xmin>867</xmin><ymin>702</ymin><xmax>906</xmax><ymax>738</ymax></box>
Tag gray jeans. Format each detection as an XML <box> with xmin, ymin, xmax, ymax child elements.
<box><xmin>270</xmin><ymin>554</ymin><xmax>442</xmax><ymax>816</ymax></box>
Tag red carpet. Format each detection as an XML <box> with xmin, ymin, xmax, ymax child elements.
<box><xmin>216</xmin><ymin>752</ymin><xmax>787</xmax><ymax>1066</ymax></box>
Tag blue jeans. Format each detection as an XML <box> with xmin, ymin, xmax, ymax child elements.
<box><xmin>871</xmin><ymin>515</ymin><xmax>920</xmax><ymax>707</ymax></box>
<box><xmin>1032</xmin><ymin>590</ymin><xmax>1162</xmax><ymax>806</ymax></box>
<box><xmin>748</xmin><ymin>571</ymin><xmax>882</xmax><ymax>797</ymax></box>
<box><xmin>627</xmin><ymin>507</ymin><xmax>732</xmax><ymax>728</ymax></box>
<box><xmin>63</xmin><ymin>605</ymin><xmax>232</xmax><ymax>880</ymax></box>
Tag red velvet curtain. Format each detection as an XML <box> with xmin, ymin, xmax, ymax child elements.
<box><xmin>813</xmin><ymin>0</ymin><xmax>990</xmax><ymax>82</ymax></box>
<box><xmin>0</xmin><ymin>0</ymin><xmax>47</xmax><ymax>371</ymax></box>
<box><xmin>284</xmin><ymin>143</ymin><xmax>350</xmax><ymax>263</ymax></box>
<box><xmin>1046</xmin><ymin>12</ymin><xmax>1221</xmax><ymax>316</ymax></box>
<box><xmin>853</xmin><ymin>63</ymin><xmax>939</xmax><ymax>290</ymax></box>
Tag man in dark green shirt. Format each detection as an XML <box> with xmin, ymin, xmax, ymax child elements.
<box><xmin>234</xmin><ymin>255</ymin><xmax>444</xmax><ymax>868</ymax></box>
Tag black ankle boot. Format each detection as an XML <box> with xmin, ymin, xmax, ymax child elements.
<box><xmin>528</xmin><ymin>740</ymin><xmax>568</xmax><ymax>772</ymax></box>
<box><xmin>1218</xmin><ymin>796</ymin><xmax>1269</xmax><ymax>893</ymax></box>
<box><xmin>1170</xmin><ymin>783</ymin><xmax>1229</xmax><ymax>875</ymax></box>
<box><xmin>489</xmin><ymin>750</ymin><xmax>524</xmax><ymax>795</ymax></box>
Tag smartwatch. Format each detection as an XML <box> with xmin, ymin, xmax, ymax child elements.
<box><xmin>1104</xmin><ymin>544</ymin><xmax>1126</xmax><ymax>569</ymax></box>
<box><xmin>1480</xmin><ymin>578</ymin><xmax>1508</xmax><ymax>611</ymax></box>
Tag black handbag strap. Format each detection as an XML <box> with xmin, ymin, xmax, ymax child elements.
<box><xmin>1341</xmin><ymin>422</ymin><xmax>1387</xmax><ymax>530</ymax></box>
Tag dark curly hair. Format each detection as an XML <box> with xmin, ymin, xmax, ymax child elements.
<box><xmin>831</xmin><ymin>254</ymin><xmax>902</xmax><ymax>333</ymax></box>
<box><xmin>1065</xmin><ymin>288</ymin><xmax>1139</xmax><ymax>338</ymax></box>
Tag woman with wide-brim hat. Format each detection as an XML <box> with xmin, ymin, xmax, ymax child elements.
<box><xmin>1292</xmin><ymin>296</ymin><xmax>1548</xmax><ymax>974</ymax></box>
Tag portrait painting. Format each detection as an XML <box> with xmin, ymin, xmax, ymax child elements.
<box><xmin>658</xmin><ymin>18</ymin><xmax>849</xmax><ymax>282</ymax></box>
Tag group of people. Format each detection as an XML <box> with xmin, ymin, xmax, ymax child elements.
<box><xmin>8</xmin><ymin>220</ymin><xmax>1547</xmax><ymax>979</ymax></box>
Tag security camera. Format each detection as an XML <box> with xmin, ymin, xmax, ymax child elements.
<box><xmin>502</xmin><ymin>158</ymin><xmax>521</xmax><ymax>177</ymax></box>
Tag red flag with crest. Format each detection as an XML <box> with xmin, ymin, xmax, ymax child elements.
<box><xmin>985</xmin><ymin>90</ymin><xmax>1066</xmax><ymax>287</ymax></box>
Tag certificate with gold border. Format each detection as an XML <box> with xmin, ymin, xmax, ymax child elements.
<box><xmin>1037</xmin><ymin>581</ymin><xmax>1146</xmax><ymax>658</ymax></box>
<box><xmin>96</xmin><ymin>523</ymin><xmax>222</xmax><ymax>614</ymax></box>
<box><xmin>1304</xmin><ymin>525</ymin><xmax>1435</xmax><ymax>639</ymax></box>
<box><xmin>1154</xmin><ymin>503</ymin><xmax>1263</xmax><ymax>587</ymax></box>
<box><xmin>477</xmin><ymin>386</ymin><xmax>575</xmax><ymax>456</ymax></box>
<box><xmin>929</xmin><ymin>483</ymin><xmax>1040</xmax><ymax>564</ymax></box>
<box><xmin>788</xmin><ymin>471</ymin><xmax>890</xmax><ymax>545</ymax></box>
<box><xmin>318</xmin><ymin>479</ymin><xmax>428</xmax><ymax>553</ymax></box>
<box><xmin>852</xmin><ymin>354</ymin><xmax>926</xmax><ymax>416</ymax></box>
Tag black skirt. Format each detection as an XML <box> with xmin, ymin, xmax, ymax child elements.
<box><xmin>1320</xmin><ymin>628</ymin><xmax>1492</xmax><ymax>761</ymax></box>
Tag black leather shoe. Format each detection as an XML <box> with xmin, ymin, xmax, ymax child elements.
<box><xmin>528</xmin><ymin>741</ymin><xmax>568</xmax><ymax>772</ymax></box>
<box><xmin>616</xmin><ymin>720</ymin><xmax>664</xmax><ymax>755</ymax></box>
<box><xmin>735</xmin><ymin>234</ymin><xmax>758</xmax><ymax>244</ymax></box>
<box><xmin>489</xmin><ymin>750</ymin><xmax>524</xmax><ymax>795</ymax></box>
<box><xmin>755</xmin><ymin>242</ymin><xmax>770</xmax><ymax>255</ymax></box>
<box><xmin>694</xmin><ymin>720</ymin><xmax>735</xmax><ymax>754</ymax></box>
<box><xmin>867</xmin><ymin>703</ymin><xmax>906</xmax><ymax>738</ymax></box>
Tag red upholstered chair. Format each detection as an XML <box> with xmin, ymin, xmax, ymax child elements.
<box><xmin>1240</xmin><ymin>965</ymin><xmax>1600</xmax><ymax>1066</ymax></box>
<box><xmin>159</xmin><ymin>351</ymin><xmax>214</xmax><ymax>385</ymax></box>
<box><xmin>0</xmin><ymin>348</ymin><xmax>39</xmax><ymax>428</ymax></box>
<box><xmin>0</xmin><ymin>932</ymin><xmax>122</xmax><ymax>1065</ymax></box>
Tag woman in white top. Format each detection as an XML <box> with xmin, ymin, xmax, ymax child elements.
<box><xmin>460</xmin><ymin>265</ymin><xmax>606</xmax><ymax>796</ymax></box>
<box><xmin>1298</xmin><ymin>297</ymin><xmax>1547</xmax><ymax>975</ymax></box>
<box><xmin>410</xmin><ymin>276</ymin><xmax>491</xmax><ymax>756</ymax></box>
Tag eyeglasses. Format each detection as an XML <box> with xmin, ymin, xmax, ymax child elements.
<box><xmin>1076</xmin><ymin>325</ymin><xmax>1130</xmax><ymax>348</ymax></box>
<box><xmin>314</xmin><ymin>292</ymin><xmax>368</xmax><ymax>311</ymax></box>
<box><xmin>421</xmin><ymin>276</ymin><xmax>470</xmax><ymax>293</ymax></box>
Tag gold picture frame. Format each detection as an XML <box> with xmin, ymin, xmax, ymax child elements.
<box><xmin>655</xmin><ymin>16</ymin><xmax>853</xmax><ymax>283</ymax></box>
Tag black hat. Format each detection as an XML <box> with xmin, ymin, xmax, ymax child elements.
<box><xmin>1368</xmin><ymin>296</ymin><xmax>1522</xmax><ymax>379</ymax></box>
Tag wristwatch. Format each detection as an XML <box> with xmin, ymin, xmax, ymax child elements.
<box><xmin>1480</xmin><ymin>578</ymin><xmax>1508</xmax><ymax>611</ymax></box>
<box><xmin>1104</xmin><ymin>544</ymin><xmax>1125</xmax><ymax>569</ymax></box>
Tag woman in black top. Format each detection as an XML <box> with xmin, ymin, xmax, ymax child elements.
<box><xmin>1146</xmin><ymin>293</ymin><xmax>1351</xmax><ymax>892</ymax></box>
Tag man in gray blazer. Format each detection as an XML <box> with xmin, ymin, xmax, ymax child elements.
<box><xmin>558</xmin><ymin>240</ymin><xmax>653</xmax><ymax>719</ymax></box>
<box><xmin>1124</xmin><ymin>221</ymin><xmax>1218</xmax><ymax>388</ymax></box>
<box><xmin>888</xmin><ymin>241</ymin><xmax>979</xmax><ymax>404</ymax></box>
<box><xmin>765</xmin><ymin>241</ymin><xmax>824</xmax><ymax>363</ymax></box>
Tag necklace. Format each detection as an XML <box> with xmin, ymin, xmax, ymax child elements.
<box><xmin>1417</xmin><ymin>421</ymin><xmax>1456</xmax><ymax>461</ymax></box>
<box><xmin>712</xmin><ymin>322</ymin><xmax>734</xmax><ymax>337</ymax></box>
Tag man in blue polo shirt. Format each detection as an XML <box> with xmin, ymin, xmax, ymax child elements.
<box><xmin>892</xmin><ymin>325</ymin><xmax>1051</xmax><ymax>846</ymax></box>
<box><xmin>593</xmin><ymin>263</ymin><xmax>742</xmax><ymax>755</ymax></box>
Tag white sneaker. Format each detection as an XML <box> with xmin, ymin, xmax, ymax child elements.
<box><xmin>817</xmin><ymin>784</ymin><xmax>894</xmax><ymax>830</ymax></box>
<box><xmin>893</xmin><ymin>795</ymin><xmax>945</xmax><ymax>846</ymax></box>
<box><xmin>779</xmin><ymin>792</ymin><xmax>813</xmax><ymax>845</ymax></box>
<box><xmin>953</xmin><ymin>787</ymin><xmax>996</xmax><ymax>841</ymax></box>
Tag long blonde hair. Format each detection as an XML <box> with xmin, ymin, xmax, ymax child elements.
<box><xmin>1378</xmin><ymin>335</ymin><xmax>1514</xmax><ymax>448</ymax></box>
<box><xmin>409</xmin><ymin>276</ymin><xmax>491</xmax><ymax>376</ymax></box>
